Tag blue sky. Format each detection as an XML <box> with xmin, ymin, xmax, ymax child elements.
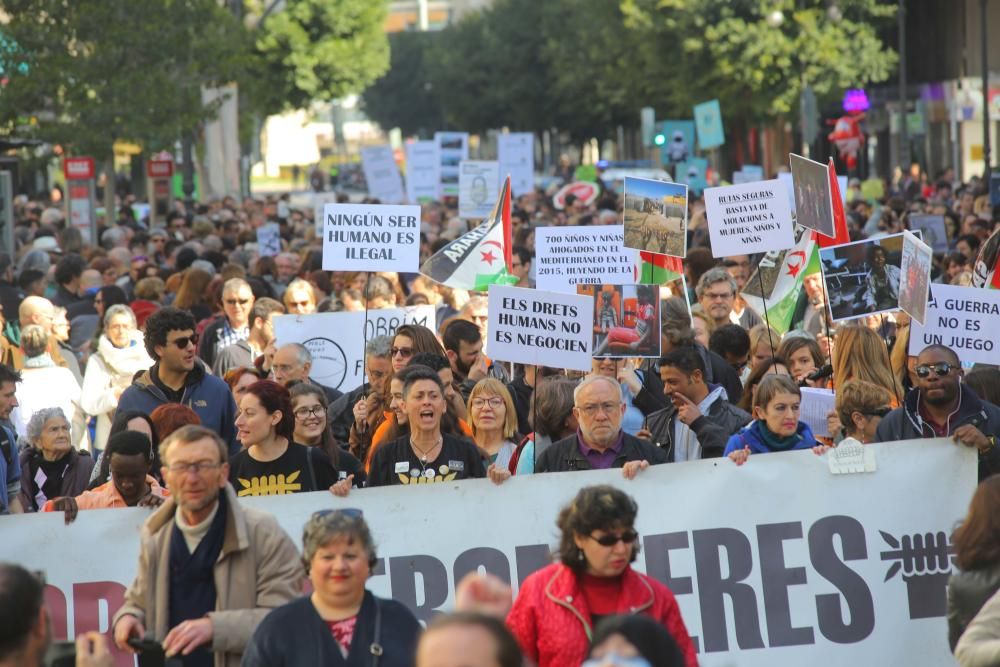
<box><xmin>625</xmin><ymin>177</ymin><xmax>687</xmax><ymax>202</ymax></box>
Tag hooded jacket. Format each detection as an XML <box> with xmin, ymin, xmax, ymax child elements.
<box><xmin>646</xmin><ymin>386</ymin><xmax>751</xmax><ymax>461</ymax></box>
<box><xmin>117</xmin><ymin>361</ymin><xmax>238</xmax><ymax>454</ymax></box>
<box><xmin>874</xmin><ymin>384</ymin><xmax>1000</xmax><ymax>480</ymax></box>
<box><xmin>723</xmin><ymin>420</ymin><xmax>817</xmax><ymax>456</ymax></box>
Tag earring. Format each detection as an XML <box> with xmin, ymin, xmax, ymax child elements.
<box><xmin>577</xmin><ymin>549</ymin><xmax>585</xmax><ymax>562</ymax></box>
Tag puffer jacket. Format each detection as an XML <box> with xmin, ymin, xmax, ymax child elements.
<box><xmin>949</xmin><ymin>564</ymin><xmax>1000</xmax><ymax>650</ymax></box>
<box><xmin>506</xmin><ymin>562</ymin><xmax>697</xmax><ymax>667</ymax></box>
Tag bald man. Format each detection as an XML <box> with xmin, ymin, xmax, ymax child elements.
<box><xmin>17</xmin><ymin>296</ymin><xmax>80</xmax><ymax>382</ymax></box>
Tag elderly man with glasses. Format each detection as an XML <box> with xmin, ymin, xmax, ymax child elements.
<box><xmin>874</xmin><ymin>344</ymin><xmax>1000</xmax><ymax>480</ymax></box>
<box><xmin>198</xmin><ymin>278</ymin><xmax>255</xmax><ymax>371</ymax></box>
<box><xmin>534</xmin><ymin>375</ymin><xmax>666</xmax><ymax>476</ymax></box>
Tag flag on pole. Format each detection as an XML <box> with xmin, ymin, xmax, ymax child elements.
<box><xmin>634</xmin><ymin>252</ymin><xmax>683</xmax><ymax>284</ymax></box>
<box><xmin>420</xmin><ymin>176</ymin><xmax>518</xmax><ymax>290</ymax></box>
<box><xmin>815</xmin><ymin>159</ymin><xmax>851</xmax><ymax>248</ymax></box>
<box><xmin>741</xmin><ymin>225</ymin><xmax>821</xmax><ymax>334</ymax></box>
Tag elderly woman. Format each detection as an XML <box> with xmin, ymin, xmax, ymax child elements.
<box><xmin>506</xmin><ymin>485</ymin><xmax>697</xmax><ymax>667</ymax></box>
<box><xmin>18</xmin><ymin>408</ymin><xmax>94</xmax><ymax>512</ymax></box>
<box><xmin>468</xmin><ymin>378</ymin><xmax>519</xmax><ymax>469</ymax></box>
<box><xmin>81</xmin><ymin>304</ymin><xmax>154</xmax><ymax>451</ymax></box>
<box><xmin>242</xmin><ymin>510</ymin><xmax>421</xmax><ymax>666</ymax></box>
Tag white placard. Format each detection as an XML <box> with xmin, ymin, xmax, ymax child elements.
<box><xmin>321</xmin><ymin>203</ymin><xmax>420</xmax><ymax>272</ymax></box>
<box><xmin>435</xmin><ymin>131</ymin><xmax>469</xmax><ymax>198</ymax></box>
<box><xmin>908</xmin><ymin>283</ymin><xmax>1000</xmax><ymax>365</ymax></box>
<box><xmin>800</xmin><ymin>387</ymin><xmax>836</xmax><ymax>438</ymax></box>
<box><xmin>487</xmin><ymin>285</ymin><xmax>592</xmax><ymax>371</ymax></box>
<box><xmin>256</xmin><ymin>222</ymin><xmax>281</xmax><ymax>257</ymax></box>
<box><xmin>534</xmin><ymin>225</ymin><xmax>639</xmax><ymax>294</ymax></box>
<box><xmin>312</xmin><ymin>193</ymin><xmax>340</xmax><ymax>233</ymax></box>
<box><xmin>0</xmin><ymin>439</ymin><xmax>976</xmax><ymax>667</ymax></box>
<box><xmin>273</xmin><ymin>306</ymin><xmax>434</xmax><ymax>392</ymax></box>
<box><xmin>360</xmin><ymin>145</ymin><xmax>405</xmax><ymax>204</ymax></box>
<box><xmin>458</xmin><ymin>160</ymin><xmax>500</xmax><ymax>219</ymax></box>
<box><xmin>405</xmin><ymin>140</ymin><xmax>440</xmax><ymax>204</ymax></box>
<box><xmin>497</xmin><ymin>132</ymin><xmax>534</xmax><ymax>196</ymax></box>
<box><xmin>704</xmin><ymin>179</ymin><xmax>795</xmax><ymax>258</ymax></box>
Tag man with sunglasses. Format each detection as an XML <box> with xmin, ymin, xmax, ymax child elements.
<box><xmin>119</xmin><ymin>307</ymin><xmax>239</xmax><ymax>454</ymax></box>
<box><xmin>198</xmin><ymin>278</ymin><xmax>255</xmax><ymax>371</ymax></box>
<box><xmin>874</xmin><ymin>344</ymin><xmax>1000</xmax><ymax>480</ymax></box>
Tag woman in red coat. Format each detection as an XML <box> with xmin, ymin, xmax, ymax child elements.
<box><xmin>506</xmin><ymin>485</ymin><xmax>698</xmax><ymax>667</ymax></box>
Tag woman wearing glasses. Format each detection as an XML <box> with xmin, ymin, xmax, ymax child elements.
<box><xmin>467</xmin><ymin>378</ymin><xmax>519</xmax><ymax>471</ymax></box>
<box><xmin>831</xmin><ymin>379</ymin><xmax>892</xmax><ymax>444</ymax></box>
<box><xmin>229</xmin><ymin>380</ymin><xmax>340</xmax><ymax>496</ymax></box>
<box><xmin>290</xmin><ymin>381</ymin><xmax>364</xmax><ymax>487</ymax></box>
<box><xmin>506</xmin><ymin>485</ymin><xmax>697</xmax><ymax>667</ymax></box>
<box><xmin>243</xmin><ymin>509</ymin><xmax>421</xmax><ymax>666</ymax></box>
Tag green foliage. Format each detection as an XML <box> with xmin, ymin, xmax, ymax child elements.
<box><xmin>248</xmin><ymin>0</ymin><xmax>390</xmax><ymax>116</ymax></box>
<box><xmin>361</xmin><ymin>31</ymin><xmax>444</xmax><ymax>138</ymax></box>
<box><xmin>0</xmin><ymin>0</ymin><xmax>246</xmax><ymax>156</ymax></box>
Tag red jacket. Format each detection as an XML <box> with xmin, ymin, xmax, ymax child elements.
<box><xmin>506</xmin><ymin>562</ymin><xmax>698</xmax><ymax>667</ymax></box>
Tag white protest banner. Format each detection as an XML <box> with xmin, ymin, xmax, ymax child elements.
<box><xmin>497</xmin><ymin>132</ymin><xmax>534</xmax><ymax>196</ymax></box>
<box><xmin>255</xmin><ymin>222</ymin><xmax>281</xmax><ymax>257</ymax></box>
<box><xmin>0</xmin><ymin>439</ymin><xmax>975</xmax><ymax>667</ymax></box>
<box><xmin>487</xmin><ymin>284</ymin><xmax>592</xmax><ymax>371</ymax></box>
<box><xmin>534</xmin><ymin>225</ymin><xmax>638</xmax><ymax>293</ymax></box>
<box><xmin>322</xmin><ymin>203</ymin><xmax>420</xmax><ymax>272</ymax></box>
<box><xmin>273</xmin><ymin>305</ymin><xmax>434</xmax><ymax>392</ymax></box>
<box><xmin>435</xmin><ymin>131</ymin><xmax>469</xmax><ymax>198</ymax></box>
<box><xmin>360</xmin><ymin>144</ymin><xmax>405</xmax><ymax>204</ymax></box>
<box><xmin>909</xmin><ymin>283</ymin><xmax>1000</xmax><ymax>365</ymax></box>
<box><xmin>704</xmin><ymin>179</ymin><xmax>795</xmax><ymax>258</ymax></box>
<box><xmin>405</xmin><ymin>140</ymin><xmax>440</xmax><ymax>203</ymax></box>
<box><xmin>458</xmin><ymin>160</ymin><xmax>500</xmax><ymax>219</ymax></box>
<box><xmin>312</xmin><ymin>192</ymin><xmax>340</xmax><ymax>233</ymax></box>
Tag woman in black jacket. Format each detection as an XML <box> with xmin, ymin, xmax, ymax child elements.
<box><xmin>947</xmin><ymin>476</ymin><xmax>1000</xmax><ymax>651</ymax></box>
<box><xmin>243</xmin><ymin>509</ymin><xmax>421</xmax><ymax>666</ymax></box>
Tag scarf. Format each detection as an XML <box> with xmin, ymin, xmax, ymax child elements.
<box><xmin>97</xmin><ymin>333</ymin><xmax>152</xmax><ymax>379</ymax></box>
<box><xmin>24</xmin><ymin>353</ymin><xmax>56</xmax><ymax>369</ymax></box>
<box><xmin>751</xmin><ymin>420</ymin><xmax>804</xmax><ymax>452</ymax></box>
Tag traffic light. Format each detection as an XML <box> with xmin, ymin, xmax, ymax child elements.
<box><xmin>653</xmin><ymin>132</ymin><xmax>666</xmax><ymax>146</ymax></box>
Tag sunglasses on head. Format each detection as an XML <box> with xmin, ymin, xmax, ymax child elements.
<box><xmin>861</xmin><ymin>406</ymin><xmax>892</xmax><ymax>418</ymax></box>
<box><xmin>312</xmin><ymin>508</ymin><xmax>363</xmax><ymax>521</ymax></box>
<box><xmin>589</xmin><ymin>529</ymin><xmax>639</xmax><ymax>547</ymax></box>
<box><xmin>170</xmin><ymin>334</ymin><xmax>199</xmax><ymax>349</ymax></box>
<box><xmin>916</xmin><ymin>362</ymin><xmax>957</xmax><ymax>378</ymax></box>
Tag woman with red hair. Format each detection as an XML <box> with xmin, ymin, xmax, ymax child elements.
<box><xmin>228</xmin><ymin>380</ymin><xmax>339</xmax><ymax>496</ymax></box>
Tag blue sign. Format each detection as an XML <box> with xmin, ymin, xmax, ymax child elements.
<box><xmin>659</xmin><ymin>120</ymin><xmax>696</xmax><ymax>166</ymax></box>
<box><xmin>676</xmin><ymin>158</ymin><xmax>709</xmax><ymax>196</ymax></box>
<box><xmin>694</xmin><ymin>99</ymin><xmax>725</xmax><ymax>150</ymax></box>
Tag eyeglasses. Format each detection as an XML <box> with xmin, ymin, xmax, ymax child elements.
<box><xmin>471</xmin><ymin>397</ymin><xmax>504</xmax><ymax>409</ymax></box>
<box><xmin>577</xmin><ymin>401</ymin><xmax>620</xmax><ymax>416</ymax></box>
<box><xmin>391</xmin><ymin>347</ymin><xmax>414</xmax><ymax>358</ymax></box>
<box><xmin>167</xmin><ymin>461</ymin><xmax>221</xmax><ymax>475</ymax></box>
<box><xmin>288</xmin><ymin>300</ymin><xmax>311</xmax><ymax>309</ymax></box>
<box><xmin>169</xmin><ymin>334</ymin><xmax>199</xmax><ymax>349</ymax></box>
<box><xmin>589</xmin><ymin>530</ymin><xmax>639</xmax><ymax>547</ymax></box>
<box><xmin>916</xmin><ymin>362</ymin><xmax>958</xmax><ymax>378</ymax></box>
<box><xmin>860</xmin><ymin>406</ymin><xmax>892</xmax><ymax>418</ymax></box>
<box><xmin>312</xmin><ymin>508</ymin><xmax>363</xmax><ymax>521</ymax></box>
<box><xmin>225</xmin><ymin>298</ymin><xmax>251</xmax><ymax>306</ymax></box>
<box><xmin>294</xmin><ymin>405</ymin><xmax>326</xmax><ymax>419</ymax></box>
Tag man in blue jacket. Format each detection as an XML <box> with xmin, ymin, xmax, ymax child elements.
<box><xmin>118</xmin><ymin>307</ymin><xmax>239</xmax><ymax>453</ymax></box>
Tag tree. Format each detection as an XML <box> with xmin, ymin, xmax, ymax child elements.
<box><xmin>361</xmin><ymin>31</ymin><xmax>444</xmax><ymax>138</ymax></box>
<box><xmin>246</xmin><ymin>0</ymin><xmax>391</xmax><ymax>116</ymax></box>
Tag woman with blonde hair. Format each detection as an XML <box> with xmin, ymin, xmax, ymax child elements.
<box><xmin>832</xmin><ymin>324</ymin><xmax>902</xmax><ymax>406</ymax></box>
<box><xmin>889</xmin><ymin>313</ymin><xmax>919</xmax><ymax>393</ymax></box>
<box><xmin>747</xmin><ymin>324</ymin><xmax>781</xmax><ymax>371</ymax></box>
<box><xmin>467</xmin><ymin>378</ymin><xmax>519</xmax><ymax>469</ymax></box>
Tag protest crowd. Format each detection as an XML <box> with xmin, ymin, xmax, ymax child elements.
<box><xmin>2</xmin><ymin>153</ymin><xmax>1000</xmax><ymax>667</ymax></box>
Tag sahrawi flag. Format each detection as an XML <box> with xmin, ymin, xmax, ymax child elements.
<box><xmin>421</xmin><ymin>176</ymin><xmax>518</xmax><ymax>290</ymax></box>
<box><xmin>740</xmin><ymin>225</ymin><xmax>820</xmax><ymax>334</ymax></box>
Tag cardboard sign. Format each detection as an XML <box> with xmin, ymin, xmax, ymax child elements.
<box><xmin>898</xmin><ymin>230</ymin><xmax>933</xmax><ymax>325</ymax></box>
<box><xmin>790</xmin><ymin>154</ymin><xmax>836</xmax><ymax>238</ymax></box>
<box><xmin>256</xmin><ymin>222</ymin><xmax>281</xmax><ymax>258</ymax></box>
<box><xmin>487</xmin><ymin>285</ymin><xmax>592</xmax><ymax>371</ymax></box>
<box><xmin>908</xmin><ymin>215</ymin><xmax>949</xmax><ymax>254</ymax></box>
<box><xmin>535</xmin><ymin>225</ymin><xmax>638</xmax><ymax>293</ymax></box>
<box><xmin>360</xmin><ymin>145</ymin><xmax>405</xmax><ymax>204</ymax></box>
<box><xmin>578</xmin><ymin>284</ymin><xmax>661</xmax><ymax>358</ymax></box>
<box><xmin>623</xmin><ymin>177</ymin><xmax>688</xmax><ymax>257</ymax></box>
<box><xmin>435</xmin><ymin>131</ymin><xmax>469</xmax><ymax>198</ymax></box>
<box><xmin>497</xmin><ymin>133</ymin><xmax>534</xmax><ymax>196</ymax></box>
<box><xmin>819</xmin><ymin>232</ymin><xmax>908</xmax><ymax>322</ymax></box>
<box><xmin>694</xmin><ymin>99</ymin><xmax>725</xmax><ymax>149</ymax></box>
<box><xmin>704</xmin><ymin>179</ymin><xmax>795</xmax><ymax>258</ymax></box>
<box><xmin>909</xmin><ymin>284</ymin><xmax>1000</xmax><ymax>365</ymax></box>
<box><xmin>405</xmin><ymin>140</ymin><xmax>440</xmax><ymax>204</ymax></box>
<box><xmin>321</xmin><ymin>203</ymin><xmax>420</xmax><ymax>272</ymax></box>
<box><xmin>273</xmin><ymin>306</ymin><xmax>435</xmax><ymax>391</ymax></box>
<box><xmin>458</xmin><ymin>160</ymin><xmax>500</xmax><ymax>219</ymax></box>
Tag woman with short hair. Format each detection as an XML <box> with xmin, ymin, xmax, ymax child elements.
<box><xmin>725</xmin><ymin>374</ymin><xmax>819</xmax><ymax>465</ymax></box>
<box><xmin>506</xmin><ymin>485</ymin><xmax>697</xmax><ymax>667</ymax></box>
<box><xmin>467</xmin><ymin>378</ymin><xmax>519</xmax><ymax>469</ymax></box>
<box><xmin>18</xmin><ymin>408</ymin><xmax>93</xmax><ymax>512</ymax></box>
<box><xmin>243</xmin><ymin>510</ymin><xmax>421</xmax><ymax>666</ymax></box>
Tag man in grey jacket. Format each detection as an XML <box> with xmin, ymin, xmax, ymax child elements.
<box><xmin>646</xmin><ymin>346</ymin><xmax>751</xmax><ymax>462</ymax></box>
<box><xmin>112</xmin><ymin>425</ymin><xmax>301</xmax><ymax>667</ymax></box>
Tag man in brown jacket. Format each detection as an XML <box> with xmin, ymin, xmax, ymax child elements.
<box><xmin>112</xmin><ymin>425</ymin><xmax>301</xmax><ymax>667</ymax></box>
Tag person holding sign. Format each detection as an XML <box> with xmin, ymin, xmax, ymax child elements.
<box><xmin>725</xmin><ymin>375</ymin><xmax>819</xmax><ymax>465</ymax></box>
<box><xmin>874</xmin><ymin>345</ymin><xmax>1000</xmax><ymax>481</ymax></box>
<box><xmin>365</xmin><ymin>367</ymin><xmax>485</xmax><ymax>487</ymax></box>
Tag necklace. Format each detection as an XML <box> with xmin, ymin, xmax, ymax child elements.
<box><xmin>410</xmin><ymin>435</ymin><xmax>443</xmax><ymax>465</ymax></box>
